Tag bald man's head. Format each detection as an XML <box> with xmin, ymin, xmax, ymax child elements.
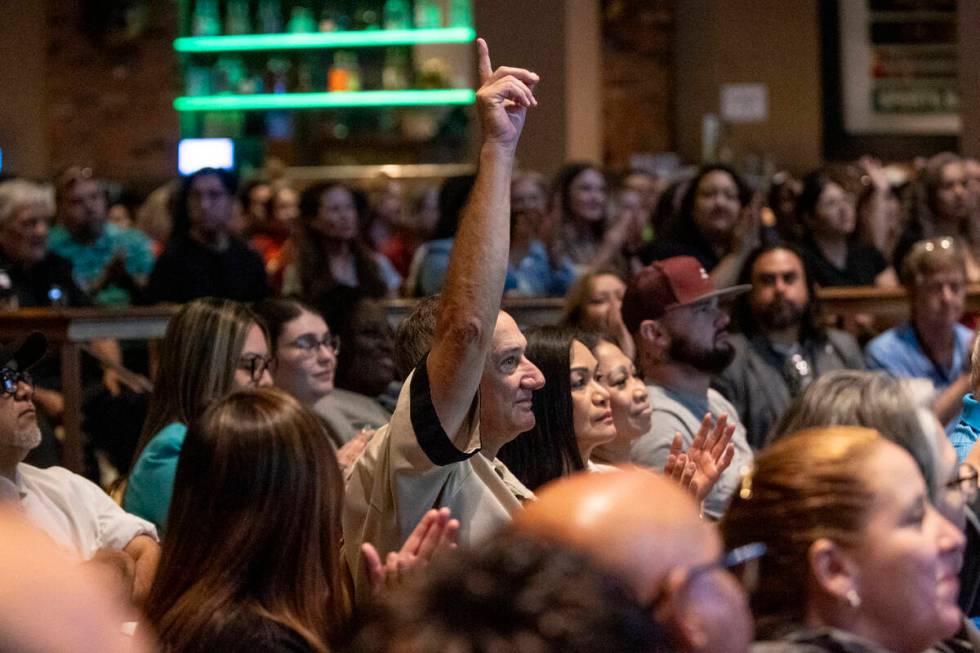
<box><xmin>514</xmin><ymin>469</ymin><xmax>752</xmax><ymax>653</ymax></box>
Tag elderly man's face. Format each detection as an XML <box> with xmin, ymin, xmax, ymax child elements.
<box><xmin>479</xmin><ymin>312</ymin><xmax>545</xmax><ymax>441</ymax></box>
<box><xmin>912</xmin><ymin>268</ymin><xmax>965</xmax><ymax>330</ymax></box>
<box><xmin>0</xmin><ymin>368</ymin><xmax>41</xmax><ymax>453</ymax></box>
<box><xmin>1</xmin><ymin>203</ymin><xmax>50</xmax><ymax>266</ymax></box>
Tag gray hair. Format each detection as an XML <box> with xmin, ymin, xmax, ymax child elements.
<box><xmin>0</xmin><ymin>180</ymin><xmax>54</xmax><ymax>227</ymax></box>
<box><xmin>769</xmin><ymin>369</ymin><xmax>939</xmax><ymax>498</ymax></box>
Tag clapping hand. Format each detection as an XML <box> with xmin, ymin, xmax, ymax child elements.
<box><xmin>664</xmin><ymin>413</ymin><xmax>736</xmax><ymax>502</ymax></box>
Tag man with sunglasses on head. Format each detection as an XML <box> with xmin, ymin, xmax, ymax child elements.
<box><xmin>622</xmin><ymin>256</ymin><xmax>754</xmax><ymax>519</ymax></box>
<box><xmin>514</xmin><ymin>469</ymin><xmax>759</xmax><ymax>653</ymax></box>
<box><xmin>0</xmin><ymin>332</ymin><xmax>160</xmax><ymax>605</ymax></box>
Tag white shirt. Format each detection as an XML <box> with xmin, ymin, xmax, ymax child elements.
<box><xmin>0</xmin><ymin>463</ymin><xmax>158</xmax><ymax>559</ymax></box>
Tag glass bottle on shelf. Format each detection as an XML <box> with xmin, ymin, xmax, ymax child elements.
<box><xmin>267</xmin><ymin>58</ymin><xmax>292</xmax><ymax>94</ymax></box>
<box><xmin>257</xmin><ymin>0</ymin><xmax>284</xmax><ymax>33</ymax></box>
<box><xmin>382</xmin><ymin>47</ymin><xmax>409</xmax><ymax>90</ymax></box>
<box><xmin>224</xmin><ymin>0</ymin><xmax>252</xmax><ymax>35</ymax></box>
<box><xmin>354</xmin><ymin>7</ymin><xmax>380</xmax><ymax>30</ymax></box>
<box><xmin>287</xmin><ymin>6</ymin><xmax>317</xmax><ymax>33</ymax></box>
<box><xmin>414</xmin><ymin>0</ymin><xmax>442</xmax><ymax>28</ymax></box>
<box><xmin>383</xmin><ymin>0</ymin><xmax>412</xmax><ymax>29</ymax></box>
<box><xmin>449</xmin><ymin>0</ymin><xmax>472</xmax><ymax>27</ymax></box>
<box><xmin>191</xmin><ymin>0</ymin><xmax>222</xmax><ymax>36</ymax></box>
<box><xmin>328</xmin><ymin>52</ymin><xmax>350</xmax><ymax>91</ymax></box>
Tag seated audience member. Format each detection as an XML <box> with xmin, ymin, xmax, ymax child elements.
<box><xmin>498</xmin><ymin>327</ymin><xmax>617</xmax><ymax>488</ymax></box>
<box><xmin>640</xmin><ymin>164</ymin><xmax>759</xmax><ymax>288</ymax></box>
<box><xmin>343</xmin><ymin>39</ymin><xmax>542</xmax><ymax>603</ymax></box>
<box><xmin>498</xmin><ymin>327</ymin><xmax>733</xmax><ymax>498</ymax></box>
<box><xmin>283</xmin><ymin>181</ymin><xmax>400</xmax><ymax>303</ymax></box>
<box><xmin>795</xmin><ymin>168</ymin><xmax>896</xmax><ymax>288</ymax></box>
<box><xmin>590</xmin><ymin>334</ymin><xmax>652</xmax><ymax>464</ymax></box>
<box><xmin>723</xmin><ymin>427</ymin><xmax>964</xmax><ymax>653</ymax></box>
<box><xmin>953</xmin><ymin>336</ymin><xmax>980</xmax><ymax>462</ymax></box>
<box><xmin>124</xmin><ymin>298</ymin><xmax>272</xmax><ymax>532</ymax></box>
<box><xmin>320</xmin><ymin>292</ymin><xmax>397</xmax><ymax>424</ymax></box>
<box><xmin>0</xmin><ymin>332</ymin><xmax>159</xmax><ymax>604</ymax></box>
<box><xmin>0</xmin><ymin>508</ymin><xmax>152</xmax><ymax>653</ymax></box>
<box><xmin>49</xmin><ymin>167</ymin><xmax>155</xmax><ymax>307</ymax></box>
<box><xmin>345</xmin><ymin>530</ymin><xmax>668</xmax><ymax>653</ymax></box>
<box><xmin>561</xmin><ymin>268</ymin><xmax>634</xmax><ymax>358</ymax></box>
<box><xmin>143</xmin><ymin>388</ymin><xmax>343</xmax><ymax>653</ymax></box>
<box><xmin>767</xmin><ymin>171</ymin><xmax>804</xmax><ymax>243</ymax></box>
<box><xmin>714</xmin><ymin>244</ymin><xmax>864</xmax><ymax>448</ymax></box>
<box><xmin>363</xmin><ymin>174</ymin><xmax>404</xmax><ymax>256</ymax></box>
<box><xmin>865</xmin><ymin>237</ymin><xmax>974</xmax><ymax>433</ymax></box>
<box><xmin>894</xmin><ymin>152</ymin><xmax>980</xmax><ymax>280</ymax></box>
<box><xmin>239</xmin><ymin>178</ymin><xmax>272</xmax><ymax>237</ymax></box>
<box><xmin>145</xmin><ymin>168</ymin><xmax>268</xmax><ymax>304</ymax></box>
<box><xmin>407</xmin><ymin>174</ymin><xmax>477</xmax><ymax>297</ymax></box>
<box><xmin>771</xmin><ymin>370</ymin><xmax>980</xmax><ymax>625</ymax></box>
<box><xmin>514</xmin><ymin>470</ymin><xmax>757</xmax><ymax>653</ymax></box>
<box><xmin>250</xmin><ymin>182</ymin><xmax>300</xmax><ymax>294</ymax></box>
<box><xmin>551</xmin><ymin>162</ymin><xmax>610</xmax><ymax>273</ymax></box>
<box><xmin>621</xmin><ymin>256</ymin><xmax>754</xmax><ymax>518</ymax></box>
<box><xmin>506</xmin><ymin>174</ymin><xmax>576</xmax><ymax>297</ymax></box>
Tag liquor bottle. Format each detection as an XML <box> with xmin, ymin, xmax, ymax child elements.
<box><xmin>191</xmin><ymin>0</ymin><xmax>221</xmax><ymax>36</ymax></box>
<box><xmin>287</xmin><ymin>6</ymin><xmax>317</xmax><ymax>33</ymax></box>
<box><xmin>224</xmin><ymin>0</ymin><xmax>252</xmax><ymax>35</ymax></box>
<box><xmin>382</xmin><ymin>47</ymin><xmax>409</xmax><ymax>90</ymax></box>
<box><xmin>414</xmin><ymin>0</ymin><xmax>442</xmax><ymax>28</ymax></box>
<box><xmin>354</xmin><ymin>7</ymin><xmax>380</xmax><ymax>30</ymax></box>
<box><xmin>448</xmin><ymin>0</ymin><xmax>472</xmax><ymax>27</ymax></box>
<box><xmin>383</xmin><ymin>0</ymin><xmax>412</xmax><ymax>29</ymax></box>
<box><xmin>257</xmin><ymin>0</ymin><xmax>283</xmax><ymax>33</ymax></box>
<box><xmin>328</xmin><ymin>52</ymin><xmax>350</xmax><ymax>92</ymax></box>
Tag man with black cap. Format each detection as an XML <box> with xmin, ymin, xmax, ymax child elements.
<box><xmin>622</xmin><ymin>256</ymin><xmax>754</xmax><ymax>519</ymax></box>
<box><xmin>0</xmin><ymin>332</ymin><xmax>159</xmax><ymax>603</ymax></box>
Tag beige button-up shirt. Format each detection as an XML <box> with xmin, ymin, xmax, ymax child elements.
<box><xmin>342</xmin><ymin>364</ymin><xmax>534</xmax><ymax>604</ymax></box>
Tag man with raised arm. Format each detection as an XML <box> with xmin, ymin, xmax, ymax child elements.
<box><xmin>343</xmin><ymin>39</ymin><xmax>543</xmax><ymax>603</ymax></box>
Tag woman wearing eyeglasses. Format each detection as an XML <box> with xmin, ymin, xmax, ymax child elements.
<box><xmin>124</xmin><ymin>297</ymin><xmax>273</xmax><ymax>534</ymax></box>
<box><xmin>723</xmin><ymin>426</ymin><xmax>965</xmax><ymax>653</ymax></box>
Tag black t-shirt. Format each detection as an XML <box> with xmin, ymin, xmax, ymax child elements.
<box><xmin>800</xmin><ymin>240</ymin><xmax>887</xmax><ymax>287</ymax></box>
<box><xmin>144</xmin><ymin>236</ymin><xmax>268</xmax><ymax>304</ymax></box>
<box><xmin>0</xmin><ymin>251</ymin><xmax>92</xmax><ymax>308</ymax></box>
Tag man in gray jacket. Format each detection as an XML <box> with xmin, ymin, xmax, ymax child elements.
<box><xmin>713</xmin><ymin>244</ymin><xmax>864</xmax><ymax>448</ymax></box>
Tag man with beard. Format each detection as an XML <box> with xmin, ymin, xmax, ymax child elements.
<box><xmin>713</xmin><ymin>245</ymin><xmax>864</xmax><ymax>448</ymax></box>
<box><xmin>622</xmin><ymin>256</ymin><xmax>754</xmax><ymax>518</ymax></box>
<box><xmin>0</xmin><ymin>332</ymin><xmax>159</xmax><ymax>604</ymax></box>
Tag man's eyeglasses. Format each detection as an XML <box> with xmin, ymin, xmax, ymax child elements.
<box><xmin>946</xmin><ymin>462</ymin><xmax>979</xmax><ymax>504</ymax></box>
<box><xmin>644</xmin><ymin>541</ymin><xmax>767</xmax><ymax>612</ymax></box>
<box><xmin>238</xmin><ymin>354</ymin><xmax>273</xmax><ymax>383</ymax></box>
<box><xmin>0</xmin><ymin>368</ymin><xmax>33</xmax><ymax>396</ymax></box>
<box><xmin>287</xmin><ymin>334</ymin><xmax>340</xmax><ymax>356</ymax></box>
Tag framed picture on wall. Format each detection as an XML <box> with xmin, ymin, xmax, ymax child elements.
<box><xmin>821</xmin><ymin>0</ymin><xmax>959</xmax><ymax>159</ymax></box>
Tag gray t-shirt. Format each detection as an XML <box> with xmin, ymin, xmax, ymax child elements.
<box><xmin>630</xmin><ymin>383</ymin><xmax>754</xmax><ymax>519</ymax></box>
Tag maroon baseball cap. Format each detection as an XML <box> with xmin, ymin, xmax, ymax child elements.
<box><xmin>621</xmin><ymin>257</ymin><xmax>750</xmax><ymax>333</ymax></box>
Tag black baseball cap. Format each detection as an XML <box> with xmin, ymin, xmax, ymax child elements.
<box><xmin>0</xmin><ymin>332</ymin><xmax>47</xmax><ymax>372</ymax></box>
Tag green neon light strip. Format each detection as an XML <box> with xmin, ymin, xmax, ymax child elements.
<box><xmin>173</xmin><ymin>89</ymin><xmax>476</xmax><ymax>111</ymax></box>
<box><xmin>174</xmin><ymin>27</ymin><xmax>476</xmax><ymax>53</ymax></box>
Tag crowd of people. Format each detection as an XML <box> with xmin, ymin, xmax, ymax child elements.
<box><xmin>5</xmin><ymin>38</ymin><xmax>980</xmax><ymax>653</ymax></box>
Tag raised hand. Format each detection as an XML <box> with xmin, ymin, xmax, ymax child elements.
<box><xmin>663</xmin><ymin>433</ymin><xmax>698</xmax><ymax>496</ymax></box>
<box><xmin>475</xmin><ymin>38</ymin><xmax>539</xmax><ymax>152</ymax></box>
<box><xmin>361</xmin><ymin>507</ymin><xmax>460</xmax><ymax>597</ymax></box>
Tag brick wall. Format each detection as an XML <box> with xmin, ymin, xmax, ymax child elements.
<box><xmin>45</xmin><ymin>1</ymin><xmax>179</xmax><ymax>188</ymax></box>
<box><xmin>601</xmin><ymin>0</ymin><xmax>674</xmax><ymax>171</ymax></box>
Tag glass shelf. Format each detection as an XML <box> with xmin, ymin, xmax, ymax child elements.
<box><xmin>173</xmin><ymin>88</ymin><xmax>476</xmax><ymax>111</ymax></box>
<box><xmin>174</xmin><ymin>27</ymin><xmax>476</xmax><ymax>53</ymax></box>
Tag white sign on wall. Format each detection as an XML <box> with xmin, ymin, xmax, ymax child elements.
<box><xmin>720</xmin><ymin>83</ymin><xmax>769</xmax><ymax>123</ymax></box>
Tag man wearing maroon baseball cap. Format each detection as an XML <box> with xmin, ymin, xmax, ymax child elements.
<box><xmin>621</xmin><ymin>256</ymin><xmax>755</xmax><ymax>518</ymax></box>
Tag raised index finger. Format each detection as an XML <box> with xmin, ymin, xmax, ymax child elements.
<box><xmin>477</xmin><ymin>37</ymin><xmax>492</xmax><ymax>85</ymax></box>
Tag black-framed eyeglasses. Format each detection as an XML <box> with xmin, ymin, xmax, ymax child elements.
<box><xmin>0</xmin><ymin>368</ymin><xmax>33</xmax><ymax>396</ymax></box>
<box><xmin>644</xmin><ymin>542</ymin><xmax>766</xmax><ymax>613</ymax></box>
<box><xmin>287</xmin><ymin>333</ymin><xmax>340</xmax><ymax>356</ymax></box>
<box><xmin>946</xmin><ymin>462</ymin><xmax>979</xmax><ymax>504</ymax></box>
<box><xmin>237</xmin><ymin>354</ymin><xmax>273</xmax><ymax>383</ymax></box>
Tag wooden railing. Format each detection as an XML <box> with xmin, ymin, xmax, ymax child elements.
<box><xmin>1</xmin><ymin>285</ymin><xmax>977</xmax><ymax>472</ymax></box>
